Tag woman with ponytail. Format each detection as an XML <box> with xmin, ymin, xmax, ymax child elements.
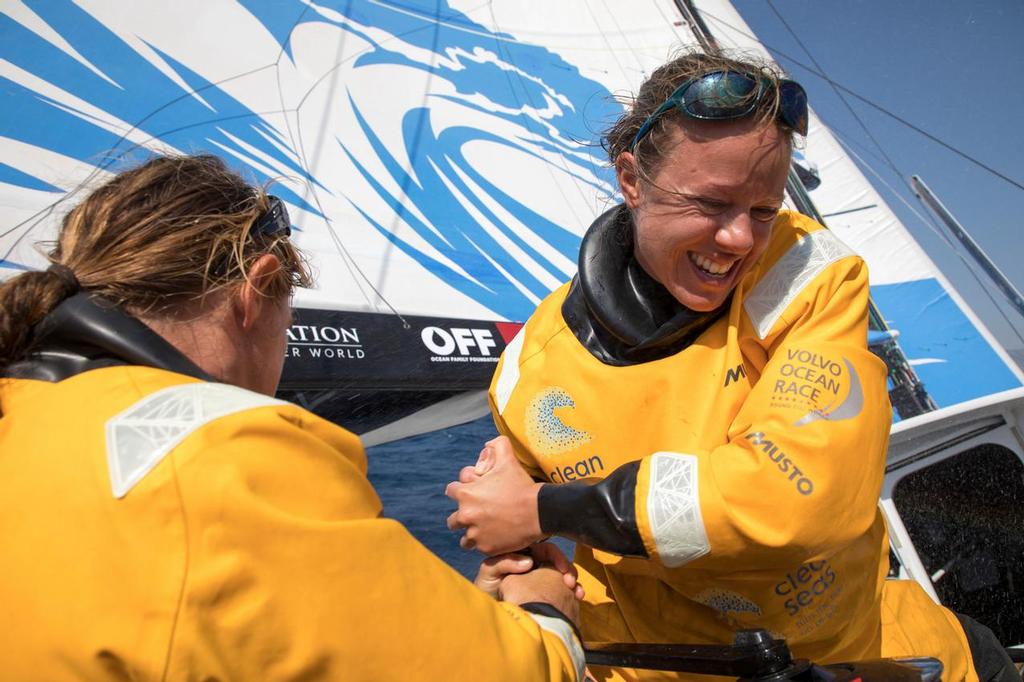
<box><xmin>0</xmin><ymin>155</ymin><xmax>586</xmax><ymax>681</ymax></box>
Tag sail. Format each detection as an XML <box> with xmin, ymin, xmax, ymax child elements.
<box><xmin>2</xmin><ymin>1</ymin><xmax>1020</xmax><ymax>442</ymax></box>
<box><xmin>0</xmin><ymin>0</ymin><xmax>622</xmax><ymax>441</ymax></box>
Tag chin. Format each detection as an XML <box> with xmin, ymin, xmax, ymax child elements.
<box><xmin>669</xmin><ymin>286</ymin><xmax>728</xmax><ymax>313</ymax></box>
<box><xmin>679</xmin><ymin>298</ymin><xmax>722</xmax><ymax>313</ymax></box>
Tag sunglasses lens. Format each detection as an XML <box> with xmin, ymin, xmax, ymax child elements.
<box><xmin>253</xmin><ymin>196</ymin><xmax>292</xmax><ymax>238</ymax></box>
<box><xmin>680</xmin><ymin>72</ymin><xmax>759</xmax><ymax>119</ymax></box>
<box><xmin>779</xmin><ymin>81</ymin><xmax>809</xmax><ymax>135</ymax></box>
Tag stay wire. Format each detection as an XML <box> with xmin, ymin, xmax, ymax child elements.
<box><xmin>694</xmin><ymin>7</ymin><xmax>1024</xmax><ymax>194</ymax></box>
<box><xmin>757</xmin><ymin>1</ymin><xmax>1024</xmax><ymax>341</ymax></box>
<box><xmin>836</xmin><ymin>135</ymin><xmax>1024</xmax><ymax>346</ymax></box>
<box><xmin>273</xmin><ymin>2</ymin><xmax>413</xmax><ymax>327</ymax></box>
<box><xmin>764</xmin><ymin>0</ymin><xmax>905</xmax><ymax>180</ymax></box>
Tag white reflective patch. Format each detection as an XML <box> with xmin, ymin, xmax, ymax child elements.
<box><xmin>494</xmin><ymin>327</ymin><xmax>525</xmax><ymax>415</ymax></box>
<box><xmin>105</xmin><ymin>383</ymin><xmax>285</xmax><ymax>498</ymax></box>
<box><xmin>744</xmin><ymin>230</ymin><xmax>855</xmax><ymax>339</ymax></box>
<box><xmin>527</xmin><ymin>612</ymin><xmax>585</xmax><ymax>681</ymax></box>
<box><xmin>647</xmin><ymin>452</ymin><xmax>709</xmax><ymax>568</ymax></box>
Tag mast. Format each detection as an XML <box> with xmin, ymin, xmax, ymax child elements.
<box><xmin>911</xmin><ymin>175</ymin><xmax>1024</xmax><ymax>320</ymax></box>
<box><xmin>676</xmin><ymin>0</ymin><xmax>936</xmax><ymax>419</ymax></box>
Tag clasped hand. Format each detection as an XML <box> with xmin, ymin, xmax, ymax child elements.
<box><xmin>444</xmin><ymin>436</ymin><xmax>546</xmax><ymax>555</ymax></box>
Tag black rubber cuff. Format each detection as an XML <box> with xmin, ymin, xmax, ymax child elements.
<box><xmin>519</xmin><ymin>602</ymin><xmax>583</xmax><ymax>642</ymax></box>
<box><xmin>537</xmin><ymin>461</ymin><xmax>647</xmax><ymax>558</ymax></box>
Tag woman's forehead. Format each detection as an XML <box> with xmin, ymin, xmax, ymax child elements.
<box><xmin>654</xmin><ymin>123</ymin><xmax>791</xmax><ymax>192</ymax></box>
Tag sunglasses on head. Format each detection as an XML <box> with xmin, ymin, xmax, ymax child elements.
<box><xmin>251</xmin><ymin>195</ymin><xmax>291</xmax><ymax>238</ymax></box>
<box><xmin>629</xmin><ymin>70</ymin><xmax>809</xmax><ymax>152</ymax></box>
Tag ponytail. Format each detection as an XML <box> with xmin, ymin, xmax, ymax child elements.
<box><xmin>0</xmin><ymin>264</ymin><xmax>81</xmax><ymax>369</ymax></box>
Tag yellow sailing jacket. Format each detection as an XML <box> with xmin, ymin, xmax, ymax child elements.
<box><xmin>489</xmin><ymin>210</ymin><xmax>976</xmax><ymax>681</ymax></box>
<box><xmin>0</xmin><ymin>366</ymin><xmax>583</xmax><ymax>681</ymax></box>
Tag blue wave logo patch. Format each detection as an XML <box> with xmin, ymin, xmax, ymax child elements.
<box><xmin>525</xmin><ymin>386</ymin><xmax>591</xmax><ymax>457</ymax></box>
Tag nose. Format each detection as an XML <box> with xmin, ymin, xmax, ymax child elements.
<box><xmin>714</xmin><ymin>212</ymin><xmax>755</xmax><ymax>255</ymax></box>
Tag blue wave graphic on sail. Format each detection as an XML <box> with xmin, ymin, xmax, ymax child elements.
<box><xmin>1</xmin><ymin>0</ymin><xmax>620</xmax><ymax>321</ymax></box>
<box><xmin>0</xmin><ymin>1</ymin><xmax>322</xmax><ymax>214</ymax></box>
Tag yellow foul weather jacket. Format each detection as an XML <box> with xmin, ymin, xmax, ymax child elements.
<box><xmin>0</xmin><ymin>359</ymin><xmax>584</xmax><ymax>680</ymax></box>
<box><xmin>489</xmin><ymin>207</ymin><xmax>976</xmax><ymax>681</ymax></box>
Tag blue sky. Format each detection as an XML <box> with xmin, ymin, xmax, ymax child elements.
<box><xmin>734</xmin><ymin>1</ymin><xmax>1024</xmax><ymax>356</ymax></box>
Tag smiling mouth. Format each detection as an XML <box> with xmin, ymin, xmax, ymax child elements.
<box><xmin>688</xmin><ymin>252</ymin><xmax>738</xmax><ymax>280</ymax></box>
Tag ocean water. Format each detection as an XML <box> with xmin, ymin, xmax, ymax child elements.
<box><xmin>365</xmin><ymin>415</ymin><xmax>500</xmax><ymax>579</ymax></box>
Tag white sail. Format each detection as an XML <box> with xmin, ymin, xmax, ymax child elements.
<box><xmin>1</xmin><ymin>0</ymin><xmax>1020</xmax><ymax>433</ymax></box>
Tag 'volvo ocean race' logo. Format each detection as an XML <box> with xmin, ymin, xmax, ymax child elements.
<box><xmin>766</xmin><ymin>348</ymin><xmax>864</xmax><ymax>426</ymax></box>
<box><xmin>286</xmin><ymin>325</ymin><xmax>365</xmax><ymax>360</ymax></box>
<box><xmin>794</xmin><ymin>357</ymin><xmax>863</xmax><ymax>426</ymax></box>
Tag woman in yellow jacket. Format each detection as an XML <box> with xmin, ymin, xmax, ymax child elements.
<box><xmin>0</xmin><ymin>154</ymin><xmax>585</xmax><ymax>681</ymax></box>
<box><xmin>446</xmin><ymin>51</ymin><xmax>1015</xmax><ymax>682</ymax></box>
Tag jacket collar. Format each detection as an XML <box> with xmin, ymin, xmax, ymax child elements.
<box><xmin>4</xmin><ymin>293</ymin><xmax>212</xmax><ymax>382</ymax></box>
<box><xmin>561</xmin><ymin>204</ymin><xmax>727</xmax><ymax>365</ymax></box>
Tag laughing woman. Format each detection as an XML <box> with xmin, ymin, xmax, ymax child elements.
<box><xmin>446</xmin><ymin>52</ymin><xmax>1012</xmax><ymax>682</ymax></box>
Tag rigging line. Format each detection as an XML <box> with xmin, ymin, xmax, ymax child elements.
<box><xmin>272</xmin><ymin>1</ymin><xmax>380</xmax><ymax>313</ymax></box>
<box><xmin>588</xmin><ymin>5</ymin><xmax>632</xmax><ymax>85</ymax></box>
<box><xmin>373</xmin><ymin>1</ymin><xmax>444</xmax><ymax>300</ymax></box>
<box><xmin>0</xmin><ymin>59</ymin><xmax>282</xmax><ymax>258</ymax></box>
<box><xmin>0</xmin><ymin>107</ymin><xmax>302</xmax><ymax>248</ymax></box>
<box><xmin>763</xmin><ymin>0</ymin><xmax>904</xmax><ymax>180</ymax></box>
<box><xmin>272</xmin><ymin>3</ymin><xmax>381</xmax><ymax>312</ymax></box>
<box><xmin>283</xmin><ymin>0</ymin><xmax>492</xmax><ymax>324</ymax></box>
<box><xmin>650</xmin><ymin>0</ymin><xmax>695</xmax><ymax>62</ymax></box>
<box><xmin>596</xmin><ymin>0</ymin><xmax>646</xmax><ymax>80</ymax></box>
<box><xmin>692</xmin><ymin>7</ymin><xmax>1024</xmax><ymax>194</ymax></box>
<box><xmin>758</xmin><ymin>0</ymin><xmax>986</xmax><ymax>264</ymax></box>
<box><xmin>837</xmin><ymin>135</ymin><xmax>1024</xmax><ymax>345</ymax></box>
<box><xmin>280</xmin><ymin>0</ymin><xmax>491</xmax><ymax>323</ymax></box>
<box><xmin>486</xmin><ymin>2</ymin><xmax>591</xmax><ymax>231</ymax></box>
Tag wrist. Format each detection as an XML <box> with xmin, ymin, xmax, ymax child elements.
<box><xmin>524</xmin><ymin>481</ymin><xmax>545</xmax><ymax>544</ymax></box>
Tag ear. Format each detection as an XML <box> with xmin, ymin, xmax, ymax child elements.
<box><xmin>237</xmin><ymin>253</ymin><xmax>282</xmax><ymax>331</ymax></box>
<box><xmin>615</xmin><ymin>152</ymin><xmax>642</xmax><ymax>209</ymax></box>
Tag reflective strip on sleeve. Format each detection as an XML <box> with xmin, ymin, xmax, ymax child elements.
<box><xmin>526</xmin><ymin>612</ymin><xmax>586</xmax><ymax>681</ymax></box>
<box><xmin>105</xmin><ymin>383</ymin><xmax>285</xmax><ymax>498</ymax></box>
<box><xmin>646</xmin><ymin>452</ymin><xmax>710</xmax><ymax>568</ymax></box>
<box><xmin>494</xmin><ymin>327</ymin><xmax>525</xmax><ymax>415</ymax></box>
<box><xmin>744</xmin><ymin>230</ymin><xmax>855</xmax><ymax>339</ymax></box>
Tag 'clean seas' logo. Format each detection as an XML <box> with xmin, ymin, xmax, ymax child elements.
<box><xmin>773</xmin><ymin>560</ymin><xmax>843</xmax><ymax>634</ymax></box>
<box><xmin>525</xmin><ymin>387</ymin><xmax>592</xmax><ymax>458</ymax></box>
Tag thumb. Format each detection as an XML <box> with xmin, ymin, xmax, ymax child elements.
<box><xmin>474</xmin><ymin>445</ymin><xmax>496</xmax><ymax>476</ymax></box>
<box><xmin>486</xmin><ymin>436</ymin><xmax>518</xmax><ymax>469</ymax></box>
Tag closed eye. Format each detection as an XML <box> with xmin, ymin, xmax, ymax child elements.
<box><xmin>752</xmin><ymin>206</ymin><xmax>781</xmax><ymax>222</ymax></box>
<box><xmin>692</xmin><ymin>197</ymin><xmax>728</xmax><ymax>214</ymax></box>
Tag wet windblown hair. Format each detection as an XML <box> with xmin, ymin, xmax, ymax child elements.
<box><xmin>603</xmin><ymin>50</ymin><xmax>799</xmax><ymax>181</ymax></box>
<box><xmin>0</xmin><ymin>153</ymin><xmax>312</xmax><ymax>370</ymax></box>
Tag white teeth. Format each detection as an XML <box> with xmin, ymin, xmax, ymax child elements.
<box><xmin>689</xmin><ymin>253</ymin><xmax>733</xmax><ymax>277</ymax></box>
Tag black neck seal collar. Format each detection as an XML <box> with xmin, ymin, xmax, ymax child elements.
<box><xmin>561</xmin><ymin>204</ymin><xmax>728</xmax><ymax>366</ymax></box>
<box><xmin>4</xmin><ymin>293</ymin><xmax>212</xmax><ymax>383</ymax></box>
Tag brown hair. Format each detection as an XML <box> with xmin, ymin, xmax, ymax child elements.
<box><xmin>0</xmin><ymin>153</ymin><xmax>312</xmax><ymax>370</ymax></box>
<box><xmin>603</xmin><ymin>50</ymin><xmax>798</xmax><ymax>181</ymax></box>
